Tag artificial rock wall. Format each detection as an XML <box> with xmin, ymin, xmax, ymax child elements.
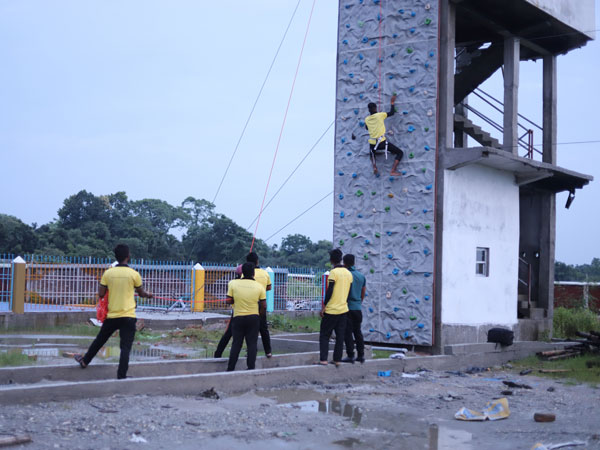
<box><xmin>333</xmin><ymin>0</ymin><xmax>439</xmax><ymax>346</ymax></box>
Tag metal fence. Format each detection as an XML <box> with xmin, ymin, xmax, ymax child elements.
<box><xmin>2</xmin><ymin>254</ymin><xmax>326</xmax><ymax>313</ymax></box>
<box><xmin>0</xmin><ymin>254</ymin><xmax>15</xmax><ymax>312</ymax></box>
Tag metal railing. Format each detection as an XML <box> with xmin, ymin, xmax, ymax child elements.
<box><xmin>518</xmin><ymin>256</ymin><xmax>532</xmax><ymax>308</ymax></box>
<box><xmin>0</xmin><ymin>254</ymin><xmax>15</xmax><ymax>312</ymax></box>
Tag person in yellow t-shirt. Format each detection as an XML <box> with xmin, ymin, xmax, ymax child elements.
<box><xmin>246</xmin><ymin>252</ymin><xmax>273</xmax><ymax>358</ymax></box>
<box><xmin>226</xmin><ymin>262</ymin><xmax>266</xmax><ymax>371</ymax></box>
<box><xmin>74</xmin><ymin>244</ymin><xmax>153</xmax><ymax>379</ymax></box>
<box><xmin>318</xmin><ymin>249</ymin><xmax>352</xmax><ymax>366</ymax></box>
<box><xmin>364</xmin><ymin>94</ymin><xmax>404</xmax><ymax>177</ymax></box>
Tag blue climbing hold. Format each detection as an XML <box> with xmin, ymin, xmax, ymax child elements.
<box><xmin>338</xmin><ymin>171</ymin><xmax>344</xmax><ymax>176</ymax></box>
<box><xmin>402</xmin><ymin>110</ymin><xmax>408</xmax><ymax>115</ymax></box>
<box><xmin>392</xmin><ymin>33</ymin><xmax>398</xmax><ymax>38</ymax></box>
<box><xmin>392</xmin><ymin>268</ymin><xmax>399</xmax><ymax>275</ymax></box>
<box><xmin>343</xmin><ymin>39</ymin><xmax>348</xmax><ymax>45</ymax></box>
<box><xmin>424</xmin><ymin>248</ymin><xmax>430</xmax><ymax>255</ymax></box>
<box><xmin>343</xmin><ymin>97</ymin><xmax>348</xmax><ymax>102</ymax></box>
<box><xmin>386</xmin><ymin>231</ymin><xmax>392</xmax><ymax>236</ymax></box>
<box><xmin>339</xmin><ymin>194</ymin><xmax>344</xmax><ymax>199</ymax></box>
<box><xmin>423</xmin><ymin>209</ymin><xmax>428</xmax><ymax>214</ymax></box>
<box><xmin>410</xmin><ymin>27</ymin><xmax>415</xmax><ymax>33</ymax></box>
<box><xmin>358</xmin><ymin>53</ymin><xmax>364</xmax><ymax>60</ymax></box>
<box><xmin>343</xmin><ymin>59</ymin><xmax>348</xmax><ymax>65</ymax></box>
<box><xmin>341</xmin><ymin>137</ymin><xmax>346</xmax><ymax>143</ymax></box>
<box><xmin>424</xmin><ymin>272</ymin><xmax>431</xmax><ymax>278</ymax></box>
<box><xmin>425</xmin><ymin>184</ymin><xmax>432</xmax><ymax>190</ymax></box>
<box><xmin>368</xmin><ymin>307</ymin><xmax>374</xmax><ymax>312</ymax></box>
<box><xmin>403</xmin><ymin>331</ymin><xmax>411</xmax><ymax>338</ymax></box>
<box><xmin>405</xmin><ymin>269</ymin><xmax>413</xmax><ymax>275</ymax></box>
<box><xmin>417</xmin><ymin>323</ymin><xmax>425</xmax><ymax>329</ymax></box>
<box><xmin>369</xmin><ymin>328</ymin><xmax>374</xmax><ymax>333</ymax></box>
<box><xmin>399</xmin><ymin>9</ymin><xmax>404</xmax><ymax>14</ymax></box>
<box><xmin>359</xmin><ymin>94</ymin><xmax>364</xmax><ymax>99</ymax></box>
<box><xmin>354</xmin><ymin>109</ymin><xmax>359</xmax><ymax>115</ymax></box>
<box><xmin>408</xmin><ymin>125</ymin><xmax>415</xmax><ymax>132</ymax></box>
<box><xmin>370</xmin><ymin>41</ymin><xmax>377</xmax><ymax>46</ymax></box>
<box><xmin>357</xmin><ymin>213</ymin><xmax>363</xmax><ymax>218</ymax></box>
<box><xmin>394</xmin><ymin>307</ymin><xmax>399</xmax><ymax>312</ymax></box>
<box><xmin>386</xmin><ymin>332</ymin><xmax>391</xmax><ymax>339</ymax></box>
<box><xmin>389</xmin><ymin>176</ymin><xmax>395</xmax><ymax>181</ymax></box>
<box><xmin>375</xmin><ymin>172</ymin><xmax>380</xmax><ymax>178</ymax></box>
<box><xmin>377</xmin><ymin>13</ymin><xmax>382</xmax><ymax>21</ymax></box>
<box><xmin>387</xmin><ymin>254</ymin><xmax>393</xmax><ymax>259</ymax></box>
<box><xmin>429</xmin><ymin>51</ymin><xmax>435</xmax><ymax>57</ymax></box>
<box><xmin>424</xmin><ymin>295</ymin><xmax>430</xmax><ymax>301</ymax></box>
<box><xmin>352</xmin><ymin>172</ymin><xmax>357</xmax><ymax>178</ymax></box>
<box><xmin>388</xmin><ymin>75</ymin><xmax>394</xmax><ymax>80</ymax></box>
<box><xmin>346</xmin><ymin>151</ymin><xmax>352</xmax><ymax>156</ymax></box>
<box><xmin>425</xmin><ymin>62</ymin><xmax>430</xmax><ymax>68</ymax></box>
<box><xmin>373</xmin><ymin>0</ymin><xmax>380</xmax><ymax>4</ymax></box>
<box><xmin>409</xmin><ymin>86</ymin><xmax>415</xmax><ymax>93</ymax></box>
<box><xmin>346</xmin><ymin>23</ymin><xmax>350</xmax><ymax>28</ymax></box>
<box><xmin>359</xmin><ymin>120</ymin><xmax>365</xmax><ymax>127</ymax></box>
<box><xmin>373</xmin><ymin>82</ymin><xmax>378</xmax><ymax>89</ymax></box>
<box><xmin>365</xmin><ymin>239</ymin><xmax>370</xmax><ymax>245</ymax></box>
<box><xmin>415</xmin><ymin>299</ymin><xmax>420</xmax><ymax>304</ymax></box>
<box><xmin>401</xmin><ymin>170</ymin><xmax>407</xmax><ymax>175</ymax></box>
<box><xmin>340</xmin><ymin>211</ymin><xmax>345</xmax><ymax>218</ymax></box>
<box><xmin>424</xmin><ymin>145</ymin><xmax>431</xmax><ymax>151</ymax></box>
<box><xmin>411</xmin><ymin>11</ymin><xmax>416</xmax><ymax>17</ymax></box>
<box><xmin>390</xmin><ymin>52</ymin><xmax>396</xmax><ymax>58</ymax></box>
<box><xmin>362</xmin><ymin>37</ymin><xmax>368</xmax><ymax>43</ymax></box>
<box><xmin>348</xmin><ymin>73</ymin><xmax>354</xmax><ymax>78</ymax></box>
<box><xmin>409</xmin><ymin>68</ymin><xmax>416</xmax><ymax>73</ymax></box>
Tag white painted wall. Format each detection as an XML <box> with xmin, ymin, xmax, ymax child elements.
<box><xmin>441</xmin><ymin>164</ymin><xmax>519</xmax><ymax>326</ymax></box>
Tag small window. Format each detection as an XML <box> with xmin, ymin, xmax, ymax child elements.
<box><xmin>476</xmin><ymin>247</ymin><xmax>489</xmax><ymax>277</ymax></box>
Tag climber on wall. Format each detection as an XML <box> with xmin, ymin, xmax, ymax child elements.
<box><xmin>364</xmin><ymin>94</ymin><xmax>404</xmax><ymax>176</ymax></box>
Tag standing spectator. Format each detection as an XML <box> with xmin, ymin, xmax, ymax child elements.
<box><xmin>245</xmin><ymin>252</ymin><xmax>273</xmax><ymax>358</ymax></box>
<box><xmin>226</xmin><ymin>262</ymin><xmax>266</xmax><ymax>371</ymax></box>
<box><xmin>318</xmin><ymin>249</ymin><xmax>352</xmax><ymax>367</ymax></box>
<box><xmin>342</xmin><ymin>254</ymin><xmax>366</xmax><ymax>363</ymax></box>
<box><xmin>74</xmin><ymin>244</ymin><xmax>153</xmax><ymax>379</ymax></box>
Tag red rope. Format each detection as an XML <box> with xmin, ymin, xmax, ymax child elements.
<box><xmin>377</xmin><ymin>0</ymin><xmax>383</xmax><ymax>109</ymax></box>
<box><xmin>250</xmin><ymin>0</ymin><xmax>317</xmax><ymax>252</ymax></box>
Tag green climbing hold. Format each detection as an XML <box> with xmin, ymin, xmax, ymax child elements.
<box><xmin>385</xmin><ymin>206</ymin><xmax>391</xmax><ymax>212</ymax></box>
<box><xmin>375</xmin><ymin>232</ymin><xmax>381</xmax><ymax>238</ymax></box>
<box><xmin>402</xmin><ymin>288</ymin><xmax>408</xmax><ymax>295</ymax></box>
<box><xmin>409</xmin><ymin>152</ymin><xmax>414</xmax><ymax>159</ymax></box>
<box><xmin>421</xmin><ymin>168</ymin><xmax>426</xmax><ymax>173</ymax></box>
<box><xmin>356</xmin><ymin>189</ymin><xmax>364</xmax><ymax>197</ymax></box>
<box><xmin>339</xmin><ymin>239</ymin><xmax>344</xmax><ymax>246</ymax></box>
<box><xmin>425</xmin><ymin>224</ymin><xmax>431</xmax><ymax>230</ymax></box>
<box><xmin>408</xmin><ymin>238</ymin><xmax>413</xmax><ymax>244</ymax></box>
<box><xmin>425</xmin><ymin>18</ymin><xmax>432</xmax><ymax>25</ymax></box>
<box><xmin>412</xmin><ymin>225</ymin><xmax>418</xmax><ymax>230</ymax></box>
<box><xmin>370</xmin><ymin>268</ymin><xmax>374</xmax><ymax>274</ymax></box>
<box><xmin>358</xmin><ymin>20</ymin><xmax>365</xmax><ymax>27</ymax></box>
<box><xmin>424</xmin><ymin>127</ymin><xmax>429</xmax><ymax>132</ymax></box>
<box><xmin>363</xmin><ymin>254</ymin><xmax>369</xmax><ymax>260</ymax></box>
<box><xmin>351</xmin><ymin>233</ymin><xmax>358</xmax><ymax>238</ymax></box>
<box><xmin>406</xmin><ymin>47</ymin><xmax>413</xmax><ymax>54</ymax></box>
<box><xmin>371</xmin><ymin>191</ymin><xmax>376</xmax><ymax>196</ymax></box>
<box><xmin>410</xmin><ymin>315</ymin><xmax>417</xmax><ymax>320</ymax></box>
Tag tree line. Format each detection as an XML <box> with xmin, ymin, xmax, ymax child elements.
<box><xmin>0</xmin><ymin>190</ymin><xmax>333</xmax><ymax>268</ymax></box>
<box><xmin>555</xmin><ymin>259</ymin><xmax>600</xmax><ymax>282</ymax></box>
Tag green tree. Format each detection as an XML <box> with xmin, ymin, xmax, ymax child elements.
<box><xmin>0</xmin><ymin>214</ymin><xmax>37</xmax><ymax>254</ymax></box>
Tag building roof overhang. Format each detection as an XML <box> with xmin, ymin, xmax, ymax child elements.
<box><xmin>442</xmin><ymin>147</ymin><xmax>593</xmax><ymax>193</ymax></box>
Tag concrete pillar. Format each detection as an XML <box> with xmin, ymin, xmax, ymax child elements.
<box><xmin>503</xmin><ymin>37</ymin><xmax>520</xmax><ymax>155</ymax></box>
<box><xmin>543</xmin><ymin>55</ymin><xmax>557</xmax><ymax>164</ymax></box>
<box><xmin>191</xmin><ymin>263</ymin><xmax>205</xmax><ymax>312</ymax></box>
<box><xmin>265</xmin><ymin>267</ymin><xmax>274</xmax><ymax>312</ymax></box>
<box><xmin>583</xmin><ymin>283</ymin><xmax>590</xmax><ymax>309</ymax></box>
<box><xmin>11</xmin><ymin>256</ymin><xmax>26</xmax><ymax>314</ymax></box>
<box><xmin>434</xmin><ymin>0</ymin><xmax>456</xmax><ymax>354</ymax></box>
<box><xmin>538</xmin><ymin>193</ymin><xmax>556</xmax><ymax>315</ymax></box>
<box><xmin>454</xmin><ymin>99</ymin><xmax>468</xmax><ymax>148</ymax></box>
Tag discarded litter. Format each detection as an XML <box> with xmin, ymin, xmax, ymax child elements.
<box><xmin>500</xmin><ymin>390</ymin><xmax>513</xmax><ymax>396</ymax></box>
<box><xmin>503</xmin><ymin>380</ymin><xmax>532</xmax><ymax>389</ymax></box>
<box><xmin>531</xmin><ymin>440</ymin><xmax>586</xmax><ymax>450</ymax></box>
<box><xmin>198</xmin><ymin>387</ymin><xmax>220</xmax><ymax>399</ymax></box>
<box><xmin>390</xmin><ymin>353</ymin><xmax>406</xmax><ymax>360</ymax></box>
<box><xmin>454</xmin><ymin>398</ymin><xmax>510</xmax><ymax>421</ymax></box>
<box><xmin>130</xmin><ymin>434</ymin><xmax>147</xmax><ymax>443</ymax></box>
<box><xmin>439</xmin><ymin>392</ymin><xmax>462</xmax><ymax>402</ymax></box>
<box><xmin>378</xmin><ymin>370</ymin><xmax>392</xmax><ymax>377</ymax></box>
<box><xmin>533</xmin><ymin>412</ymin><xmax>556</xmax><ymax>423</ymax></box>
<box><xmin>401</xmin><ymin>373</ymin><xmax>419</xmax><ymax>378</ymax></box>
<box><xmin>465</xmin><ymin>366</ymin><xmax>488</xmax><ymax>374</ymax></box>
<box><xmin>519</xmin><ymin>369</ymin><xmax>533</xmax><ymax>376</ymax></box>
<box><xmin>446</xmin><ymin>371</ymin><xmax>467</xmax><ymax>377</ymax></box>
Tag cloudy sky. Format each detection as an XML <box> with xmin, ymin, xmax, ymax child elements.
<box><xmin>0</xmin><ymin>1</ymin><xmax>598</xmax><ymax>264</ymax></box>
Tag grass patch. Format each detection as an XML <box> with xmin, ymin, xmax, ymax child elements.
<box><xmin>269</xmin><ymin>314</ymin><xmax>321</xmax><ymax>333</ymax></box>
<box><xmin>0</xmin><ymin>349</ymin><xmax>36</xmax><ymax>367</ymax></box>
<box><xmin>373</xmin><ymin>349</ymin><xmax>395</xmax><ymax>359</ymax></box>
<box><xmin>9</xmin><ymin>323</ymin><xmax>101</xmax><ymax>337</ymax></box>
<box><xmin>553</xmin><ymin>307</ymin><xmax>600</xmax><ymax>339</ymax></box>
<box><xmin>513</xmin><ymin>354</ymin><xmax>600</xmax><ymax>386</ymax></box>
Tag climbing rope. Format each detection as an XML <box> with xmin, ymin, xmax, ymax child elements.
<box><xmin>212</xmin><ymin>0</ymin><xmax>301</xmax><ymax>204</ymax></box>
<box><xmin>250</xmin><ymin>0</ymin><xmax>317</xmax><ymax>252</ymax></box>
<box><xmin>377</xmin><ymin>0</ymin><xmax>383</xmax><ymax>109</ymax></box>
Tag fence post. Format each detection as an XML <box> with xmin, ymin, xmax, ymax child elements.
<box><xmin>583</xmin><ymin>282</ymin><xmax>590</xmax><ymax>310</ymax></box>
<box><xmin>321</xmin><ymin>271</ymin><xmax>330</xmax><ymax>308</ymax></box>
<box><xmin>192</xmin><ymin>263</ymin><xmax>205</xmax><ymax>312</ymax></box>
<box><xmin>266</xmin><ymin>267</ymin><xmax>274</xmax><ymax>312</ymax></box>
<box><xmin>11</xmin><ymin>256</ymin><xmax>26</xmax><ymax>314</ymax></box>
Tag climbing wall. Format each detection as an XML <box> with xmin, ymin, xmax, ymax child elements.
<box><xmin>333</xmin><ymin>0</ymin><xmax>438</xmax><ymax>346</ymax></box>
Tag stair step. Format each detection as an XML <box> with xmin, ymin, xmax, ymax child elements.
<box><xmin>454</xmin><ymin>114</ymin><xmax>502</xmax><ymax>149</ymax></box>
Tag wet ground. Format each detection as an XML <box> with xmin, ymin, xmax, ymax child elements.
<box><xmin>1</xmin><ymin>366</ymin><xmax>598</xmax><ymax>449</ymax></box>
<box><xmin>0</xmin><ymin>334</ymin><xmax>210</xmax><ymax>365</ymax></box>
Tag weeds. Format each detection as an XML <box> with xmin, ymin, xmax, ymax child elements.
<box><xmin>0</xmin><ymin>349</ymin><xmax>35</xmax><ymax>367</ymax></box>
<box><xmin>553</xmin><ymin>307</ymin><xmax>600</xmax><ymax>338</ymax></box>
<box><xmin>513</xmin><ymin>354</ymin><xmax>600</xmax><ymax>386</ymax></box>
<box><xmin>269</xmin><ymin>314</ymin><xmax>320</xmax><ymax>333</ymax></box>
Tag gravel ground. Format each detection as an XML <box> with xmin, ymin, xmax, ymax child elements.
<box><xmin>1</xmin><ymin>367</ymin><xmax>599</xmax><ymax>450</ymax></box>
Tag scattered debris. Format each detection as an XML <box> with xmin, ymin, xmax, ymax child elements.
<box><xmin>445</xmin><ymin>371</ymin><xmax>466</xmax><ymax>377</ymax></box>
<box><xmin>531</xmin><ymin>441</ymin><xmax>586</xmax><ymax>450</ymax></box>
<box><xmin>90</xmin><ymin>403</ymin><xmax>118</xmax><ymax>413</ymax></box>
<box><xmin>455</xmin><ymin>398</ymin><xmax>510</xmax><ymax>421</ymax></box>
<box><xmin>198</xmin><ymin>387</ymin><xmax>220</xmax><ymax>400</ymax></box>
<box><xmin>539</xmin><ymin>369</ymin><xmax>570</xmax><ymax>374</ymax></box>
<box><xmin>185</xmin><ymin>421</ymin><xmax>201</xmax><ymax>427</ymax></box>
<box><xmin>500</xmin><ymin>390</ymin><xmax>513</xmax><ymax>396</ymax></box>
<box><xmin>547</xmin><ymin>387</ymin><xmax>555</xmax><ymax>392</ymax></box>
<box><xmin>439</xmin><ymin>392</ymin><xmax>462</xmax><ymax>402</ymax></box>
<box><xmin>377</xmin><ymin>370</ymin><xmax>392</xmax><ymax>377</ymax></box>
<box><xmin>465</xmin><ymin>366</ymin><xmax>488</xmax><ymax>374</ymax></box>
<box><xmin>503</xmin><ymin>381</ymin><xmax>532</xmax><ymax>389</ymax></box>
<box><xmin>519</xmin><ymin>369</ymin><xmax>532</xmax><ymax>376</ymax></box>
<box><xmin>0</xmin><ymin>434</ymin><xmax>32</xmax><ymax>447</ymax></box>
<box><xmin>389</xmin><ymin>353</ymin><xmax>406</xmax><ymax>359</ymax></box>
<box><xmin>130</xmin><ymin>433</ymin><xmax>147</xmax><ymax>443</ymax></box>
<box><xmin>534</xmin><ymin>413</ymin><xmax>556</xmax><ymax>423</ymax></box>
<box><xmin>89</xmin><ymin>318</ymin><xmax>102</xmax><ymax>327</ymax></box>
<box><xmin>401</xmin><ymin>373</ymin><xmax>419</xmax><ymax>378</ymax></box>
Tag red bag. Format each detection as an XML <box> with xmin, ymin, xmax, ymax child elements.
<box><xmin>96</xmin><ymin>291</ymin><xmax>108</xmax><ymax>322</ymax></box>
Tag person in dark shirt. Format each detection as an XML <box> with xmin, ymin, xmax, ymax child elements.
<box><xmin>341</xmin><ymin>254</ymin><xmax>366</xmax><ymax>364</ymax></box>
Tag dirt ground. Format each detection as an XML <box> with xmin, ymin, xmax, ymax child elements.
<box><xmin>1</xmin><ymin>366</ymin><xmax>599</xmax><ymax>450</ymax></box>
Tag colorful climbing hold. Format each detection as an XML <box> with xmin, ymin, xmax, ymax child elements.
<box><xmin>373</xmin><ymin>82</ymin><xmax>378</xmax><ymax>89</ymax></box>
<box><xmin>424</xmin><ymin>145</ymin><xmax>430</xmax><ymax>151</ymax></box>
<box><xmin>346</xmin><ymin>151</ymin><xmax>352</xmax><ymax>156</ymax></box>
<box><xmin>339</xmin><ymin>239</ymin><xmax>344</xmax><ymax>246</ymax></box>
<box><xmin>388</xmin><ymin>74</ymin><xmax>394</xmax><ymax>80</ymax></box>
<box><xmin>390</xmin><ymin>52</ymin><xmax>396</xmax><ymax>58</ymax></box>
<box><xmin>353</xmin><ymin>109</ymin><xmax>359</xmax><ymax>115</ymax></box>
<box><xmin>388</xmin><ymin>176</ymin><xmax>395</xmax><ymax>182</ymax></box>
<box><xmin>394</xmin><ymin>307</ymin><xmax>399</xmax><ymax>312</ymax></box>
<box><xmin>405</xmin><ymin>269</ymin><xmax>413</xmax><ymax>275</ymax></box>
<box><xmin>409</xmin><ymin>86</ymin><xmax>415</xmax><ymax>93</ymax></box>
<box><xmin>363</xmin><ymin>254</ymin><xmax>369</xmax><ymax>260</ymax></box>
<box><xmin>392</xmin><ymin>33</ymin><xmax>398</xmax><ymax>38</ymax></box>
<box><xmin>407</xmin><ymin>125</ymin><xmax>415</xmax><ymax>132</ymax></box>
<box><xmin>424</xmin><ymin>273</ymin><xmax>431</xmax><ymax>277</ymax></box>
<box><xmin>364</xmin><ymin>239</ymin><xmax>370</xmax><ymax>245</ymax></box>
<box><xmin>362</xmin><ymin>37</ymin><xmax>368</xmax><ymax>43</ymax></box>
<box><xmin>348</xmin><ymin>73</ymin><xmax>354</xmax><ymax>78</ymax></box>
<box><xmin>352</xmin><ymin>172</ymin><xmax>357</xmax><ymax>178</ymax></box>
<box><xmin>370</xmin><ymin>41</ymin><xmax>377</xmax><ymax>47</ymax></box>
<box><xmin>338</xmin><ymin>193</ymin><xmax>344</xmax><ymax>199</ymax></box>
<box><xmin>357</xmin><ymin>213</ymin><xmax>363</xmax><ymax>218</ymax></box>
<box><xmin>388</xmin><ymin>193</ymin><xmax>394</xmax><ymax>198</ymax></box>
<box><xmin>417</xmin><ymin>323</ymin><xmax>425</xmax><ymax>329</ymax></box>
<box><xmin>369</xmin><ymin>268</ymin><xmax>374</xmax><ymax>274</ymax></box>
<box><xmin>402</xmin><ymin>288</ymin><xmax>408</xmax><ymax>294</ymax></box>
<box><xmin>424</xmin><ymin>295</ymin><xmax>430</xmax><ymax>301</ymax></box>
<box><xmin>410</xmin><ymin>27</ymin><xmax>415</xmax><ymax>33</ymax></box>
<box><xmin>406</xmin><ymin>47</ymin><xmax>413</xmax><ymax>54</ymax></box>
<box><xmin>342</xmin><ymin>39</ymin><xmax>348</xmax><ymax>45</ymax></box>
<box><xmin>424</xmin><ymin>248</ymin><xmax>430</xmax><ymax>255</ymax></box>
<box><xmin>407</xmin><ymin>238</ymin><xmax>413</xmax><ymax>243</ymax></box>
<box><xmin>421</xmin><ymin>167</ymin><xmax>427</xmax><ymax>173</ymax></box>
<box><xmin>387</xmin><ymin>254</ymin><xmax>393</xmax><ymax>259</ymax></box>
<box><xmin>340</xmin><ymin>211</ymin><xmax>345</xmax><ymax>218</ymax></box>
<box><xmin>409</xmin><ymin>152</ymin><xmax>415</xmax><ymax>158</ymax></box>
<box><xmin>425</xmin><ymin>184</ymin><xmax>432</xmax><ymax>190</ymax></box>
<box><xmin>386</xmin><ymin>333</ymin><xmax>391</xmax><ymax>339</ymax></box>
<box><xmin>409</xmin><ymin>315</ymin><xmax>416</xmax><ymax>320</ymax></box>
<box><xmin>412</xmin><ymin>225</ymin><xmax>418</xmax><ymax>230</ymax></box>
<box><xmin>338</xmin><ymin>171</ymin><xmax>344</xmax><ymax>176</ymax></box>
<box><xmin>351</xmin><ymin>233</ymin><xmax>357</xmax><ymax>238</ymax></box>
<box><xmin>368</xmin><ymin>307</ymin><xmax>374</xmax><ymax>312</ymax></box>
<box><xmin>424</xmin><ymin>126</ymin><xmax>430</xmax><ymax>132</ymax></box>
<box><xmin>371</xmin><ymin>191</ymin><xmax>376</xmax><ymax>196</ymax></box>
<box><xmin>415</xmin><ymin>299</ymin><xmax>420</xmax><ymax>304</ymax></box>
<box><xmin>359</xmin><ymin>120</ymin><xmax>365</xmax><ymax>127</ymax></box>
<box><xmin>424</xmin><ymin>61</ymin><xmax>430</xmax><ymax>68</ymax></box>
<box><xmin>356</xmin><ymin>189</ymin><xmax>363</xmax><ymax>197</ymax></box>
<box><xmin>392</xmin><ymin>268</ymin><xmax>399</xmax><ymax>275</ymax></box>
<box><xmin>375</xmin><ymin>232</ymin><xmax>381</xmax><ymax>238</ymax></box>
<box><xmin>401</xmin><ymin>170</ymin><xmax>407</xmax><ymax>175</ymax></box>
<box><xmin>411</xmin><ymin>11</ymin><xmax>416</xmax><ymax>17</ymax></box>
<box><xmin>358</xmin><ymin>53</ymin><xmax>364</xmax><ymax>60</ymax></box>
<box><xmin>424</xmin><ymin>224</ymin><xmax>431</xmax><ymax>230</ymax></box>
<box><xmin>386</xmin><ymin>291</ymin><xmax>392</xmax><ymax>299</ymax></box>
<box><xmin>403</xmin><ymin>331</ymin><xmax>411</xmax><ymax>339</ymax></box>
<box><xmin>341</xmin><ymin>137</ymin><xmax>346</xmax><ymax>143</ymax></box>
<box><xmin>423</xmin><ymin>209</ymin><xmax>428</xmax><ymax>214</ymax></box>
<box><xmin>385</xmin><ymin>206</ymin><xmax>390</xmax><ymax>212</ymax></box>
<box><xmin>358</xmin><ymin>20</ymin><xmax>364</xmax><ymax>27</ymax></box>
<box><xmin>345</xmin><ymin>23</ymin><xmax>350</xmax><ymax>28</ymax></box>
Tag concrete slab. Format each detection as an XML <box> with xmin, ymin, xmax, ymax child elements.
<box><xmin>0</xmin><ymin>341</ymin><xmax>569</xmax><ymax>406</ymax></box>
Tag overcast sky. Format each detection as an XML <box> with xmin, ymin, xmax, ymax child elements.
<box><xmin>0</xmin><ymin>1</ymin><xmax>598</xmax><ymax>264</ymax></box>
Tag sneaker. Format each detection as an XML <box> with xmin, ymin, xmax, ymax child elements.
<box><xmin>341</xmin><ymin>356</ymin><xmax>355</xmax><ymax>364</ymax></box>
<box><xmin>356</xmin><ymin>357</ymin><xmax>365</xmax><ymax>364</ymax></box>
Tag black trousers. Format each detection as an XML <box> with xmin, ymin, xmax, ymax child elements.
<box><xmin>215</xmin><ymin>312</ymin><xmax>271</xmax><ymax>357</ymax></box>
<box><xmin>344</xmin><ymin>310</ymin><xmax>365</xmax><ymax>359</ymax></box>
<box><xmin>83</xmin><ymin>317</ymin><xmax>136</xmax><ymax>379</ymax></box>
<box><xmin>370</xmin><ymin>140</ymin><xmax>404</xmax><ymax>161</ymax></box>
<box><xmin>227</xmin><ymin>315</ymin><xmax>260</xmax><ymax>371</ymax></box>
<box><xmin>319</xmin><ymin>313</ymin><xmax>347</xmax><ymax>362</ymax></box>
